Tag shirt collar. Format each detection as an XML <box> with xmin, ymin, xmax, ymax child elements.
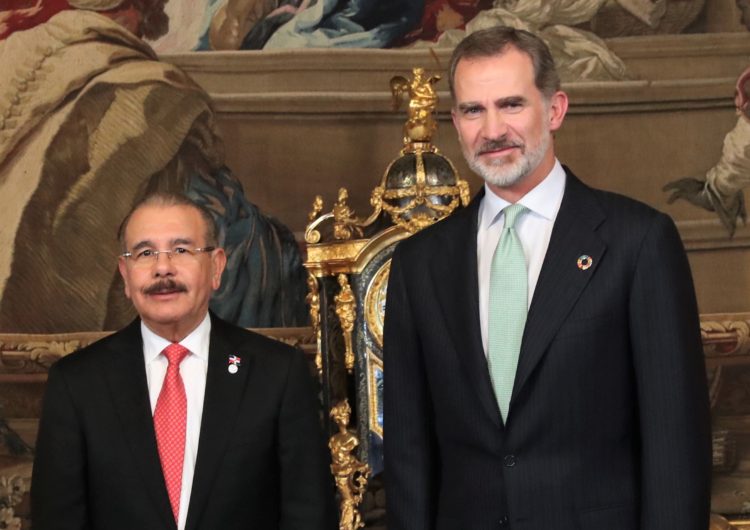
<box><xmin>479</xmin><ymin>159</ymin><xmax>566</xmax><ymax>230</ymax></box>
<box><xmin>142</xmin><ymin>312</ymin><xmax>212</xmax><ymax>364</ymax></box>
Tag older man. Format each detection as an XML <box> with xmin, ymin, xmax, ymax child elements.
<box><xmin>31</xmin><ymin>193</ymin><xmax>335</xmax><ymax>530</ymax></box>
<box><xmin>383</xmin><ymin>26</ymin><xmax>711</xmax><ymax>529</ymax></box>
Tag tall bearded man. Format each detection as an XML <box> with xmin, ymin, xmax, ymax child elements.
<box><xmin>383</xmin><ymin>26</ymin><xmax>712</xmax><ymax>530</ymax></box>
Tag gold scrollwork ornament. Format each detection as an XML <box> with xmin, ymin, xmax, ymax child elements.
<box><xmin>305</xmin><ymin>273</ymin><xmax>322</xmax><ymax>375</ymax></box>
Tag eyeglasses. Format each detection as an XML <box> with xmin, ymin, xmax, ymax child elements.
<box><xmin>121</xmin><ymin>246</ymin><xmax>215</xmax><ymax>266</ymax></box>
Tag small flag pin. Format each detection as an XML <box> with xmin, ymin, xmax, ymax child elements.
<box><xmin>228</xmin><ymin>354</ymin><xmax>242</xmax><ymax>374</ymax></box>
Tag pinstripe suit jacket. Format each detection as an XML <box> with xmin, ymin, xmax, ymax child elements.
<box><xmin>383</xmin><ymin>169</ymin><xmax>712</xmax><ymax>530</ymax></box>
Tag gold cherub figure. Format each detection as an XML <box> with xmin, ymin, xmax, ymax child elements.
<box><xmin>329</xmin><ymin>399</ymin><xmax>370</xmax><ymax>530</ymax></box>
<box><xmin>391</xmin><ymin>67</ymin><xmax>441</xmax><ymax>145</ymax></box>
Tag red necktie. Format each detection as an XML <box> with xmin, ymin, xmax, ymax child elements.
<box><xmin>154</xmin><ymin>343</ymin><xmax>190</xmax><ymax>524</ymax></box>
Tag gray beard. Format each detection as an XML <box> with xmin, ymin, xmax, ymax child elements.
<box><xmin>467</xmin><ymin>131</ymin><xmax>550</xmax><ymax>189</ymax></box>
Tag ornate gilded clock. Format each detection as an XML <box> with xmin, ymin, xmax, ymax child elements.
<box><xmin>303</xmin><ymin>67</ymin><xmax>470</xmax><ymax>526</ymax></box>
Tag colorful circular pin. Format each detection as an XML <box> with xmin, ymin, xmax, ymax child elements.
<box><xmin>577</xmin><ymin>254</ymin><xmax>593</xmax><ymax>270</ymax></box>
<box><xmin>228</xmin><ymin>364</ymin><xmax>238</xmax><ymax>374</ymax></box>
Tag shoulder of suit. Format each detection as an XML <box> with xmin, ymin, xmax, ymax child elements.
<box><xmin>210</xmin><ymin>315</ymin><xmax>300</xmax><ymax>358</ymax></box>
<box><xmin>49</xmin><ymin>324</ymin><xmax>134</xmax><ymax>375</ymax></box>
<box><xmin>393</xmin><ymin>202</ymin><xmax>475</xmax><ymax>257</ymax></box>
<box><xmin>587</xmin><ymin>185</ymin><xmax>669</xmax><ymax>227</ymax></box>
<box><xmin>565</xmin><ymin>168</ymin><xmax>669</xmax><ymax>227</ymax></box>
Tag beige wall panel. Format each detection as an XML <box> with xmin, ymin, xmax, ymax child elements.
<box><xmin>215</xmin><ymin>113</ymin><xmax>414</xmax><ymax>233</ymax></box>
<box><xmin>556</xmin><ymin>107</ymin><xmax>739</xmax><ymax>212</ymax></box>
<box><xmin>607</xmin><ymin>33</ymin><xmax>750</xmax><ymax>80</ymax></box>
<box><xmin>689</xmin><ymin>248</ymin><xmax>750</xmax><ymax>313</ymax></box>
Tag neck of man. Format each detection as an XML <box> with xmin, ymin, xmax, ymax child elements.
<box><xmin>486</xmin><ymin>146</ymin><xmax>557</xmax><ymax>204</ymax></box>
<box><xmin>145</xmin><ymin>313</ymin><xmax>207</xmax><ymax>344</ymax></box>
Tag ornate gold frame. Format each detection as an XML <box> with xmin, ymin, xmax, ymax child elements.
<box><xmin>363</xmin><ymin>260</ymin><xmax>391</xmax><ymax>348</ymax></box>
<box><xmin>701</xmin><ymin>314</ymin><xmax>750</xmax><ymax>527</ymax></box>
<box><xmin>366</xmin><ymin>351</ymin><xmax>384</xmax><ymax>439</ymax></box>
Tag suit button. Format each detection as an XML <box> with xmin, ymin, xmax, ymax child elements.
<box><xmin>503</xmin><ymin>454</ymin><xmax>517</xmax><ymax>467</ymax></box>
<box><xmin>499</xmin><ymin>515</ymin><xmax>509</xmax><ymax>526</ymax></box>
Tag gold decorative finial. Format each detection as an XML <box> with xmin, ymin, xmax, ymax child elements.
<box><xmin>304</xmin><ymin>188</ymin><xmax>365</xmax><ymax>247</ymax></box>
<box><xmin>329</xmin><ymin>399</ymin><xmax>370</xmax><ymax>530</ymax></box>
<box><xmin>305</xmin><ymin>196</ymin><xmax>325</xmax><ymax>244</ymax></box>
<box><xmin>334</xmin><ymin>274</ymin><xmax>356</xmax><ymax>373</ymax></box>
<box><xmin>309</xmin><ymin>195</ymin><xmax>324</xmax><ymax>222</ymax></box>
<box><xmin>333</xmin><ymin>188</ymin><xmax>362</xmax><ymax>241</ymax></box>
<box><xmin>390</xmin><ymin>67</ymin><xmax>441</xmax><ymax>147</ymax></box>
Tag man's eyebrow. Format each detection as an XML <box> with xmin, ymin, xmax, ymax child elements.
<box><xmin>130</xmin><ymin>238</ymin><xmax>194</xmax><ymax>250</ymax></box>
<box><xmin>456</xmin><ymin>102</ymin><xmax>484</xmax><ymax>112</ymax></box>
<box><xmin>131</xmin><ymin>240</ymin><xmax>154</xmax><ymax>251</ymax></box>
<box><xmin>496</xmin><ymin>95</ymin><xmax>527</xmax><ymax>106</ymax></box>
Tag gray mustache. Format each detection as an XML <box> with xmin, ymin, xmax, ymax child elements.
<box><xmin>478</xmin><ymin>138</ymin><xmax>523</xmax><ymax>155</ymax></box>
<box><xmin>144</xmin><ymin>279</ymin><xmax>187</xmax><ymax>295</ymax></box>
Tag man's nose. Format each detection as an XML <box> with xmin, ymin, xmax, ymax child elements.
<box><xmin>153</xmin><ymin>251</ymin><xmax>176</xmax><ymax>275</ymax></box>
<box><xmin>481</xmin><ymin>109</ymin><xmax>508</xmax><ymax>140</ymax></box>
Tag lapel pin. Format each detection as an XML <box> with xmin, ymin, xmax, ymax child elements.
<box><xmin>577</xmin><ymin>254</ymin><xmax>593</xmax><ymax>271</ymax></box>
<box><xmin>228</xmin><ymin>354</ymin><xmax>242</xmax><ymax>374</ymax></box>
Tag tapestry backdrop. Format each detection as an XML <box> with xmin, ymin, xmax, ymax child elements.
<box><xmin>0</xmin><ymin>0</ymin><xmax>749</xmax><ymax>528</ymax></box>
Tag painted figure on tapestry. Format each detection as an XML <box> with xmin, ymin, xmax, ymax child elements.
<box><xmin>0</xmin><ymin>0</ymin><xmax>307</xmax><ymax>333</ymax></box>
<box><xmin>153</xmin><ymin>0</ymin><xmax>735</xmax><ymax>85</ymax></box>
<box><xmin>664</xmin><ymin>65</ymin><xmax>750</xmax><ymax>236</ymax></box>
<box><xmin>209</xmin><ymin>0</ymin><xmax>425</xmax><ymax>49</ymax></box>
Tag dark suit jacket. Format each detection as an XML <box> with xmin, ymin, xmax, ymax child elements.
<box><xmin>383</xmin><ymin>169</ymin><xmax>712</xmax><ymax>530</ymax></box>
<box><xmin>31</xmin><ymin>314</ymin><xmax>336</xmax><ymax>530</ymax></box>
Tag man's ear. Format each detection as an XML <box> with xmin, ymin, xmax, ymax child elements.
<box><xmin>118</xmin><ymin>257</ymin><xmax>132</xmax><ymax>299</ymax></box>
<box><xmin>451</xmin><ymin>108</ymin><xmax>464</xmax><ymax>143</ymax></box>
<box><xmin>547</xmin><ymin>91</ymin><xmax>569</xmax><ymax>132</ymax></box>
<box><xmin>211</xmin><ymin>248</ymin><xmax>227</xmax><ymax>290</ymax></box>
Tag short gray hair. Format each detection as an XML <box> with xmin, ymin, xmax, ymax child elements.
<box><xmin>448</xmin><ymin>26</ymin><xmax>560</xmax><ymax>101</ymax></box>
<box><xmin>117</xmin><ymin>192</ymin><xmax>218</xmax><ymax>250</ymax></box>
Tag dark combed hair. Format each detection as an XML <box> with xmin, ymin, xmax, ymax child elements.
<box><xmin>448</xmin><ymin>26</ymin><xmax>560</xmax><ymax>101</ymax></box>
<box><xmin>117</xmin><ymin>192</ymin><xmax>218</xmax><ymax>250</ymax></box>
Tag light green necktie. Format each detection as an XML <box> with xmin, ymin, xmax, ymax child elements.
<box><xmin>487</xmin><ymin>203</ymin><xmax>528</xmax><ymax>422</ymax></box>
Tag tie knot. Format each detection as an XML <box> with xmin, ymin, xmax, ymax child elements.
<box><xmin>503</xmin><ymin>203</ymin><xmax>527</xmax><ymax>229</ymax></box>
<box><xmin>162</xmin><ymin>343</ymin><xmax>189</xmax><ymax>366</ymax></box>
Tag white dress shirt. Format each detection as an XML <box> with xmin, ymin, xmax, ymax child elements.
<box><xmin>142</xmin><ymin>313</ymin><xmax>210</xmax><ymax>530</ymax></box>
<box><xmin>477</xmin><ymin>160</ymin><xmax>566</xmax><ymax>357</ymax></box>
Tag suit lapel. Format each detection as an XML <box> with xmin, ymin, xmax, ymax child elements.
<box><xmin>431</xmin><ymin>191</ymin><xmax>503</xmax><ymax>428</ymax></box>
<box><xmin>185</xmin><ymin>315</ymin><xmax>253</xmax><ymax>530</ymax></box>
<box><xmin>105</xmin><ymin>319</ymin><xmax>176</xmax><ymax>530</ymax></box>
<box><xmin>510</xmin><ymin>171</ymin><xmax>607</xmax><ymax>410</ymax></box>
